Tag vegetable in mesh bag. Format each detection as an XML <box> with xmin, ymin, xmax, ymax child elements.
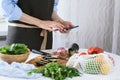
<box><xmin>83</xmin><ymin>54</ymin><xmax>113</xmax><ymax>74</ymax></box>
<box><xmin>66</xmin><ymin>53</ymin><xmax>114</xmax><ymax>75</ymax></box>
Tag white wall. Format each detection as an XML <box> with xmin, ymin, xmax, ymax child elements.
<box><xmin>53</xmin><ymin>0</ymin><xmax>120</xmax><ymax>55</ymax></box>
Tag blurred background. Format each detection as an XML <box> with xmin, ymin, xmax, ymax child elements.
<box><xmin>53</xmin><ymin>0</ymin><xmax>120</xmax><ymax>55</ymax></box>
<box><xmin>0</xmin><ymin>0</ymin><xmax>8</xmax><ymax>47</ymax></box>
<box><xmin>0</xmin><ymin>0</ymin><xmax>120</xmax><ymax>55</ymax></box>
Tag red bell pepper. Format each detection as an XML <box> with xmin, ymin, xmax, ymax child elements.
<box><xmin>88</xmin><ymin>46</ymin><xmax>104</xmax><ymax>54</ymax></box>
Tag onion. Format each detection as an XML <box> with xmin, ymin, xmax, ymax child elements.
<box><xmin>57</xmin><ymin>47</ymin><xmax>67</xmax><ymax>56</ymax></box>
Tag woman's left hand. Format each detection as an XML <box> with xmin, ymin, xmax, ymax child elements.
<box><xmin>59</xmin><ymin>21</ymin><xmax>74</xmax><ymax>33</ymax></box>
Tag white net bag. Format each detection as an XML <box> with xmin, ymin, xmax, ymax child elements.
<box><xmin>66</xmin><ymin>53</ymin><xmax>114</xmax><ymax>75</ymax></box>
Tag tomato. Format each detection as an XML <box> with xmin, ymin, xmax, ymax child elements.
<box><xmin>88</xmin><ymin>46</ymin><xmax>104</xmax><ymax>54</ymax></box>
<box><xmin>79</xmin><ymin>52</ymin><xmax>87</xmax><ymax>56</ymax></box>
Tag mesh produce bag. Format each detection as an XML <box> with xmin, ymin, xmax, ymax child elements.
<box><xmin>66</xmin><ymin>53</ymin><xmax>114</xmax><ymax>75</ymax></box>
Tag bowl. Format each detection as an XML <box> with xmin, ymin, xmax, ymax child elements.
<box><xmin>0</xmin><ymin>49</ymin><xmax>30</xmax><ymax>64</ymax></box>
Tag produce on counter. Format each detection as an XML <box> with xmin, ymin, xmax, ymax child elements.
<box><xmin>27</xmin><ymin>47</ymin><xmax>70</xmax><ymax>67</ymax></box>
<box><xmin>88</xmin><ymin>46</ymin><xmax>104</xmax><ymax>54</ymax></box>
<box><xmin>79</xmin><ymin>52</ymin><xmax>87</xmax><ymax>56</ymax></box>
<box><xmin>56</xmin><ymin>47</ymin><xmax>68</xmax><ymax>58</ymax></box>
<box><xmin>66</xmin><ymin>53</ymin><xmax>114</xmax><ymax>75</ymax></box>
<box><xmin>0</xmin><ymin>43</ymin><xmax>28</xmax><ymax>55</ymax></box>
<box><xmin>68</xmin><ymin>43</ymin><xmax>79</xmax><ymax>57</ymax></box>
<box><xmin>51</xmin><ymin>43</ymin><xmax>79</xmax><ymax>58</ymax></box>
<box><xmin>84</xmin><ymin>54</ymin><xmax>111</xmax><ymax>74</ymax></box>
<box><xmin>28</xmin><ymin>62</ymin><xmax>81</xmax><ymax>80</ymax></box>
<box><xmin>85</xmin><ymin>58</ymin><xmax>100</xmax><ymax>74</ymax></box>
<box><xmin>0</xmin><ymin>43</ymin><xmax>30</xmax><ymax>63</ymax></box>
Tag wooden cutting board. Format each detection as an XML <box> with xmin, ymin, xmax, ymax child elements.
<box><xmin>26</xmin><ymin>55</ymin><xmax>67</xmax><ymax>67</ymax></box>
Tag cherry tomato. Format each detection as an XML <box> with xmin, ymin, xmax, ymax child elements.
<box><xmin>79</xmin><ymin>52</ymin><xmax>87</xmax><ymax>56</ymax></box>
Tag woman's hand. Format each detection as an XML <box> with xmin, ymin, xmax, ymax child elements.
<box><xmin>60</xmin><ymin>21</ymin><xmax>74</xmax><ymax>33</ymax></box>
<box><xmin>54</xmin><ymin>20</ymin><xmax>74</xmax><ymax>33</ymax></box>
<box><xmin>52</xmin><ymin>11</ymin><xmax>74</xmax><ymax>33</ymax></box>
<box><xmin>37</xmin><ymin>20</ymin><xmax>74</xmax><ymax>33</ymax></box>
<box><xmin>19</xmin><ymin>13</ymin><xmax>74</xmax><ymax>33</ymax></box>
<box><xmin>37</xmin><ymin>20</ymin><xmax>65</xmax><ymax>32</ymax></box>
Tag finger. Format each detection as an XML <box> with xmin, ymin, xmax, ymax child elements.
<box><xmin>66</xmin><ymin>22</ymin><xmax>74</xmax><ymax>28</ymax></box>
<box><xmin>63</xmin><ymin>29</ymin><xmax>70</xmax><ymax>33</ymax></box>
<box><xmin>54</xmin><ymin>23</ymin><xmax>65</xmax><ymax>31</ymax></box>
<box><xmin>69</xmin><ymin>22</ymin><xmax>74</xmax><ymax>26</ymax></box>
<box><xmin>59</xmin><ymin>29</ymin><xmax>70</xmax><ymax>33</ymax></box>
<box><xmin>47</xmin><ymin>27</ymin><xmax>54</xmax><ymax>32</ymax></box>
<box><xmin>59</xmin><ymin>30</ymin><xmax>66</xmax><ymax>33</ymax></box>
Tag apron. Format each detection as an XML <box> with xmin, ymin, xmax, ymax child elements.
<box><xmin>7</xmin><ymin>0</ymin><xmax>54</xmax><ymax>50</ymax></box>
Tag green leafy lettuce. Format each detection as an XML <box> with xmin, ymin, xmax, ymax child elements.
<box><xmin>0</xmin><ymin>43</ymin><xmax>28</xmax><ymax>55</ymax></box>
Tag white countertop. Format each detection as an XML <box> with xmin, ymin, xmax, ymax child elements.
<box><xmin>0</xmin><ymin>49</ymin><xmax>120</xmax><ymax>80</ymax></box>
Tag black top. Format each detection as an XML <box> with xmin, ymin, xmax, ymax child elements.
<box><xmin>7</xmin><ymin>0</ymin><xmax>54</xmax><ymax>50</ymax></box>
<box><xmin>10</xmin><ymin>0</ymin><xmax>54</xmax><ymax>25</ymax></box>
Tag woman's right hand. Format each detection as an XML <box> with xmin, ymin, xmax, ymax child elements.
<box><xmin>37</xmin><ymin>20</ymin><xmax>66</xmax><ymax>32</ymax></box>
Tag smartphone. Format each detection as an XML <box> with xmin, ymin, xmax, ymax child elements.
<box><xmin>54</xmin><ymin>25</ymin><xmax>79</xmax><ymax>31</ymax></box>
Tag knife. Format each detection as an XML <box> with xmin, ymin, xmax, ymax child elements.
<box><xmin>32</xmin><ymin>49</ymin><xmax>52</xmax><ymax>57</ymax></box>
<box><xmin>54</xmin><ymin>25</ymin><xmax>79</xmax><ymax>31</ymax></box>
<box><xmin>32</xmin><ymin>49</ymin><xmax>68</xmax><ymax>60</ymax></box>
<box><xmin>45</xmin><ymin>56</ymin><xmax>68</xmax><ymax>61</ymax></box>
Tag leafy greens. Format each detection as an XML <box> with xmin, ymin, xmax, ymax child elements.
<box><xmin>0</xmin><ymin>43</ymin><xmax>28</xmax><ymax>55</ymax></box>
<box><xmin>28</xmin><ymin>62</ymin><xmax>80</xmax><ymax>80</ymax></box>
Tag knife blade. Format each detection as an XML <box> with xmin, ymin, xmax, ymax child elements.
<box><xmin>32</xmin><ymin>49</ymin><xmax>52</xmax><ymax>57</ymax></box>
<box><xmin>45</xmin><ymin>56</ymin><xmax>68</xmax><ymax>61</ymax></box>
